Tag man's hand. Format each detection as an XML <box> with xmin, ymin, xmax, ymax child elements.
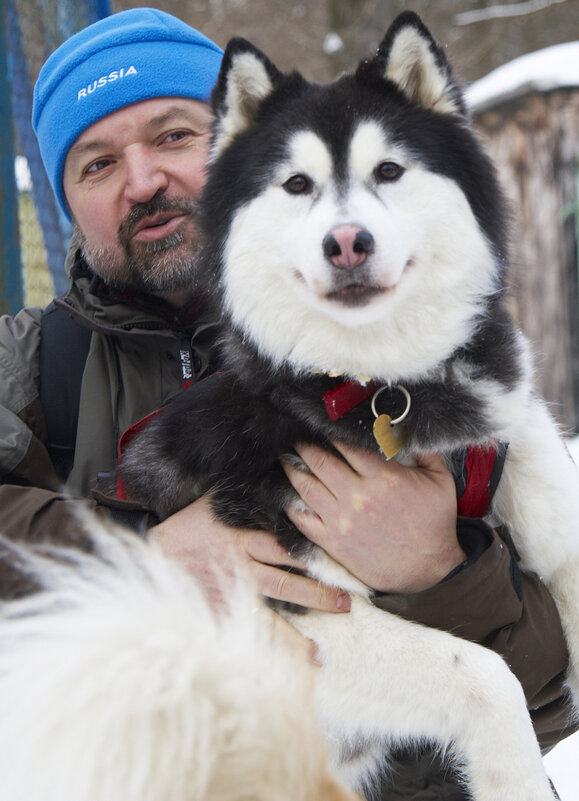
<box><xmin>148</xmin><ymin>495</ymin><xmax>351</xmax><ymax>612</ymax></box>
<box><xmin>282</xmin><ymin>443</ymin><xmax>463</xmax><ymax>594</ymax></box>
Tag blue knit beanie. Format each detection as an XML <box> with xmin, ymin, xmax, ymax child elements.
<box><xmin>32</xmin><ymin>7</ymin><xmax>223</xmax><ymax>220</ymax></box>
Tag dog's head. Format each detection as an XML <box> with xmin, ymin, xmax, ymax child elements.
<box><xmin>201</xmin><ymin>13</ymin><xmax>508</xmax><ymax>383</ymax></box>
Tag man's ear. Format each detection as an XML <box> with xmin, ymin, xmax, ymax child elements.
<box><xmin>359</xmin><ymin>11</ymin><xmax>466</xmax><ymax>116</ymax></box>
<box><xmin>210</xmin><ymin>38</ymin><xmax>284</xmax><ymax>162</ymax></box>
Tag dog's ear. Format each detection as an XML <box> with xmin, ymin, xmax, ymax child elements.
<box><xmin>210</xmin><ymin>38</ymin><xmax>284</xmax><ymax>161</ymax></box>
<box><xmin>360</xmin><ymin>12</ymin><xmax>465</xmax><ymax>116</ymax></box>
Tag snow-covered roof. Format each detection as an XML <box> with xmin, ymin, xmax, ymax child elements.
<box><xmin>466</xmin><ymin>40</ymin><xmax>579</xmax><ymax>113</ymax></box>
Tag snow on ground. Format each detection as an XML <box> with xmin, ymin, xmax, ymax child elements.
<box><xmin>566</xmin><ymin>436</ymin><xmax>579</xmax><ymax>466</ymax></box>
<box><xmin>544</xmin><ymin>730</ymin><xmax>578</xmax><ymax>800</ymax></box>
<box><xmin>544</xmin><ymin>436</ymin><xmax>579</xmax><ymax>800</ymax></box>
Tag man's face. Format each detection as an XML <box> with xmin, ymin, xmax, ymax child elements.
<box><xmin>63</xmin><ymin>97</ymin><xmax>214</xmax><ymax>299</ymax></box>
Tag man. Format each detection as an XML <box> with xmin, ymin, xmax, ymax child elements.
<box><xmin>0</xmin><ymin>8</ymin><xmax>574</xmax><ymax>799</ymax></box>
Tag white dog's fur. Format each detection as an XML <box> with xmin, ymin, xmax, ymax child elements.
<box><xmin>0</xmin><ymin>521</ymin><xmax>360</xmax><ymax>801</ymax></box>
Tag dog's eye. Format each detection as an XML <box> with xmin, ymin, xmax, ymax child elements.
<box><xmin>283</xmin><ymin>174</ymin><xmax>313</xmax><ymax>194</ymax></box>
<box><xmin>375</xmin><ymin>162</ymin><xmax>404</xmax><ymax>182</ymax></box>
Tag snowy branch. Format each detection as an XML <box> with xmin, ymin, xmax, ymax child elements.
<box><xmin>454</xmin><ymin>0</ymin><xmax>568</xmax><ymax>26</ymax></box>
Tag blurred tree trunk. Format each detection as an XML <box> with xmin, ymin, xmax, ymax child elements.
<box><xmin>475</xmin><ymin>90</ymin><xmax>579</xmax><ymax>431</ymax></box>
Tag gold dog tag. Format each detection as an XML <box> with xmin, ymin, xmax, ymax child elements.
<box><xmin>373</xmin><ymin>414</ymin><xmax>407</xmax><ymax>459</ymax></box>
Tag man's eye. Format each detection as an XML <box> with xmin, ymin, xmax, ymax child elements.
<box><xmin>84</xmin><ymin>158</ymin><xmax>112</xmax><ymax>175</ymax></box>
<box><xmin>164</xmin><ymin>130</ymin><xmax>189</xmax><ymax>144</ymax></box>
<box><xmin>163</xmin><ymin>129</ymin><xmax>211</xmax><ymax>145</ymax></box>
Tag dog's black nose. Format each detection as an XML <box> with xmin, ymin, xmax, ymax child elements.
<box><xmin>323</xmin><ymin>225</ymin><xmax>374</xmax><ymax>269</ymax></box>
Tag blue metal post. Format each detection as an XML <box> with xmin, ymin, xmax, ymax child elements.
<box><xmin>0</xmin><ymin>0</ymin><xmax>23</xmax><ymax>315</ymax></box>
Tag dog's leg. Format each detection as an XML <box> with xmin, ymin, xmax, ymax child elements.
<box><xmin>492</xmin><ymin>397</ymin><xmax>579</xmax><ymax>714</ymax></box>
<box><xmin>287</xmin><ymin>596</ymin><xmax>556</xmax><ymax>801</ymax></box>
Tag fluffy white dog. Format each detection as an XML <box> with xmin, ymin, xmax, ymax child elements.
<box><xmin>0</xmin><ymin>517</ymin><xmax>360</xmax><ymax>801</ymax></box>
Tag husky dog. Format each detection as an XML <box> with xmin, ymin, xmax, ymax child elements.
<box><xmin>0</xmin><ymin>522</ymin><xmax>360</xmax><ymax>801</ymax></box>
<box><xmin>121</xmin><ymin>12</ymin><xmax>578</xmax><ymax>800</ymax></box>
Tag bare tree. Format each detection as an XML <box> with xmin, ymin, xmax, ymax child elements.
<box><xmin>455</xmin><ymin>0</ymin><xmax>569</xmax><ymax>27</ymax></box>
<box><xmin>113</xmin><ymin>0</ymin><xmax>579</xmax><ymax>85</ymax></box>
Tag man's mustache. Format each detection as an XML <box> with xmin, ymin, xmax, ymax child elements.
<box><xmin>118</xmin><ymin>196</ymin><xmax>199</xmax><ymax>248</ymax></box>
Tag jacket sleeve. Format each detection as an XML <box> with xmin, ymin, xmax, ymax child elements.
<box><xmin>0</xmin><ymin>485</ymin><xmax>95</xmax><ymax>597</ymax></box>
<box><xmin>0</xmin><ymin>484</ymin><xmax>160</xmax><ymax>600</ymax></box>
<box><xmin>0</xmin><ymin>308</ymin><xmax>60</xmax><ymax>489</ymax></box>
<box><xmin>0</xmin><ymin>308</ymin><xmax>157</xmax><ymax>540</ymax></box>
<box><xmin>372</xmin><ymin>517</ymin><xmax>577</xmax><ymax>751</ymax></box>
<box><xmin>0</xmin><ymin>485</ymin><xmax>95</xmax><ymax>542</ymax></box>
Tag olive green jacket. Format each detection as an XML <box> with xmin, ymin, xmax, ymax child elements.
<box><xmin>0</xmin><ymin>256</ymin><xmax>217</xmax><ymax>499</ymax></box>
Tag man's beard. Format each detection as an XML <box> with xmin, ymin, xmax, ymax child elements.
<box><xmin>77</xmin><ymin>195</ymin><xmax>204</xmax><ymax>296</ymax></box>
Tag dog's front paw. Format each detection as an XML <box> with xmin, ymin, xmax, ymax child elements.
<box><xmin>281</xmin><ymin>595</ymin><xmax>376</xmax><ymax>668</ymax></box>
<box><xmin>285</xmin><ymin>598</ymin><xmax>557</xmax><ymax>801</ymax></box>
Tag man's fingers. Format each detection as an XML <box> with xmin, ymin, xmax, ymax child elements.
<box><xmin>284</xmin><ymin>500</ymin><xmax>326</xmax><ymax>547</ymax></box>
<box><xmin>239</xmin><ymin>528</ymin><xmax>308</xmax><ymax>570</ymax></box>
<box><xmin>329</xmin><ymin>439</ymin><xmax>391</xmax><ymax>477</ymax></box>
<box><xmin>249</xmin><ymin>561</ymin><xmax>351</xmax><ymax>613</ymax></box>
<box><xmin>289</xmin><ymin>444</ymin><xmax>347</xmax><ymax>493</ymax></box>
<box><xmin>281</xmin><ymin>457</ymin><xmax>335</xmax><ymax>516</ymax></box>
<box><xmin>294</xmin><ymin>439</ymin><xmax>397</xmax><ymax>481</ymax></box>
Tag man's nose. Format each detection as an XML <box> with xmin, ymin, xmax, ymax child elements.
<box><xmin>123</xmin><ymin>147</ymin><xmax>170</xmax><ymax>204</ymax></box>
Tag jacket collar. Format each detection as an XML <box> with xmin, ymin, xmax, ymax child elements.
<box><xmin>58</xmin><ymin>251</ymin><xmax>217</xmax><ymax>338</ymax></box>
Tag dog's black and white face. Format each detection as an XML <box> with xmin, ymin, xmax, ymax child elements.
<box><xmin>201</xmin><ymin>13</ymin><xmax>508</xmax><ymax>384</ymax></box>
